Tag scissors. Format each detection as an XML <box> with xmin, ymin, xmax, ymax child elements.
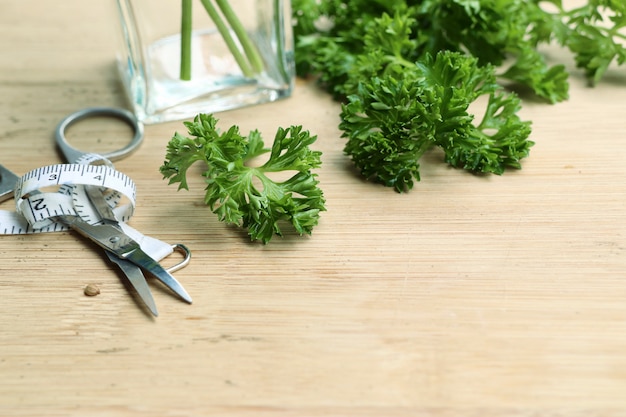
<box><xmin>54</xmin><ymin>107</ymin><xmax>192</xmax><ymax>316</ymax></box>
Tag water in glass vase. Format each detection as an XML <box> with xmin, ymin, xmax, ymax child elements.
<box><xmin>115</xmin><ymin>0</ymin><xmax>294</xmax><ymax>124</ymax></box>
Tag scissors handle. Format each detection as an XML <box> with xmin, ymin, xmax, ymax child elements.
<box><xmin>55</xmin><ymin>107</ymin><xmax>144</xmax><ymax>163</ymax></box>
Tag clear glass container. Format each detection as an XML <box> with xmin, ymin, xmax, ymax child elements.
<box><xmin>113</xmin><ymin>0</ymin><xmax>295</xmax><ymax>124</ymax></box>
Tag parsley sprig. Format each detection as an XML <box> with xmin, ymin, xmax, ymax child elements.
<box><xmin>341</xmin><ymin>50</ymin><xmax>533</xmax><ymax>192</ymax></box>
<box><xmin>160</xmin><ymin>114</ymin><xmax>326</xmax><ymax>243</ymax></box>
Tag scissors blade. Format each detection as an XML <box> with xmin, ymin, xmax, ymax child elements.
<box><xmin>59</xmin><ymin>217</ymin><xmax>193</xmax><ymax>304</ymax></box>
<box><xmin>124</xmin><ymin>248</ymin><xmax>193</xmax><ymax>304</ymax></box>
<box><xmin>105</xmin><ymin>251</ymin><xmax>159</xmax><ymax>317</ymax></box>
<box><xmin>0</xmin><ymin>164</ymin><xmax>20</xmax><ymax>203</ymax></box>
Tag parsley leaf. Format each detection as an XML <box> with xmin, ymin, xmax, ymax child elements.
<box><xmin>160</xmin><ymin>114</ymin><xmax>326</xmax><ymax>243</ymax></box>
<box><xmin>562</xmin><ymin>1</ymin><xmax>626</xmax><ymax>84</ymax></box>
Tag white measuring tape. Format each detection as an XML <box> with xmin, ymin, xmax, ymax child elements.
<box><xmin>0</xmin><ymin>154</ymin><xmax>174</xmax><ymax>261</ymax></box>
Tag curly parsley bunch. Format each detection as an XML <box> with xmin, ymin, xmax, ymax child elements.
<box><xmin>292</xmin><ymin>0</ymin><xmax>626</xmax><ymax>191</ymax></box>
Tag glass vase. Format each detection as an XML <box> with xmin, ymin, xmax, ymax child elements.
<box><xmin>113</xmin><ymin>0</ymin><xmax>295</xmax><ymax>124</ymax></box>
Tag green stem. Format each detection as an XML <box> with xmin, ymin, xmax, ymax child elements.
<box><xmin>180</xmin><ymin>0</ymin><xmax>193</xmax><ymax>80</ymax></box>
<box><xmin>273</xmin><ymin>0</ymin><xmax>289</xmax><ymax>83</ymax></box>
<box><xmin>214</xmin><ymin>0</ymin><xmax>265</xmax><ymax>73</ymax></box>
<box><xmin>199</xmin><ymin>0</ymin><xmax>254</xmax><ymax>77</ymax></box>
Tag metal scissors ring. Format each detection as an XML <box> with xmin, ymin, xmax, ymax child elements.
<box><xmin>55</xmin><ymin>107</ymin><xmax>144</xmax><ymax>163</ymax></box>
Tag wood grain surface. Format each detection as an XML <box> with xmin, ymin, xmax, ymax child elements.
<box><xmin>1</xmin><ymin>1</ymin><xmax>626</xmax><ymax>416</ymax></box>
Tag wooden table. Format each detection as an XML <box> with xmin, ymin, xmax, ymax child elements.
<box><xmin>2</xmin><ymin>1</ymin><xmax>626</xmax><ymax>416</ymax></box>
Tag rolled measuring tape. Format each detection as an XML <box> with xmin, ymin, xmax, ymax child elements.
<box><xmin>16</xmin><ymin>156</ymin><xmax>136</xmax><ymax>229</ymax></box>
<box><xmin>0</xmin><ymin>153</ymin><xmax>174</xmax><ymax>262</ymax></box>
